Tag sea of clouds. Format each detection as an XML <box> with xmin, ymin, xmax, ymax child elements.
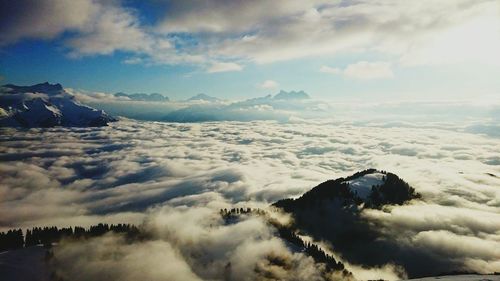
<box><xmin>1</xmin><ymin>119</ymin><xmax>499</xmax><ymax>280</ymax></box>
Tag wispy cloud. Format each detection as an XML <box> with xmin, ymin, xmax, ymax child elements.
<box><xmin>343</xmin><ymin>61</ymin><xmax>394</xmax><ymax>80</ymax></box>
<box><xmin>258</xmin><ymin>80</ymin><xmax>280</xmax><ymax>89</ymax></box>
<box><xmin>320</xmin><ymin>62</ymin><xmax>394</xmax><ymax>80</ymax></box>
<box><xmin>207</xmin><ymin>62</ymin><xmax>243</xmax><ymax>73</ymax></box>
<box><xmin>319</xmin><ymin>66</ymin><xmax>341</xmax><ymax>75</ymax></box>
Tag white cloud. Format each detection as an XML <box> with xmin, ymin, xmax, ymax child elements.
<box><xmin>2</xmin><ymin>117</ymin><xmax>500</xmax><ymax>277</ymax></box>
<box><xmin>258</xmin><ymin>80</ymin><xmax>280</xmax><ymax>89</ymax></box>
<box><xmin>184</xmin><ymin>0</ymin><xmax>500</xmax><ymax>65</ymax></box>
<box><xmin>53</xmin><ymin>234</ymin><xmax>203</xmax><ymax>281</ymax></box>
<box><xmin>207</xmin><ymin>62</ymin><xmax>243</xmax><ymax>73</ymax></box>
<box><xmin>344</xmin><ymin>61</ymin><xmax>394</xmax><ymax>79</ymax></box>
<box><xmin>321</xmin><ymin>61</ymin><xmax>394</xmax><ymax>80</ymax></box>
<box><xmin>0</xmin><ymin>0</ymin><xmax>157</xmax><ymax>57</ymax></box>
<box><xmin>396</xmin><ymin>1</ymin><xmax>500</xmax><ymax>67</ymax></box>
<box><xmin>122</xmin><ymin>57</ymin><xmax>143</xmax><ymax>65</ymax></box>
<box><xmin>65</xmin><ymin>4</ymin><xmax>154</xmax><ymax>57</ymax></box>
<box><xmin>2</xmin><ymin>0</ymin><xmax>499</xmax><ymax>68</ymax></box>
<box><xmin>51</xmin><ymin>205</ymin><xmax>334</xmax><ymax>281</ymax></box>
<box><xmin>0</xmin><ymin>0</ymin><xmax>203</xmax><ymax>66</ymax></box>
<box><xmin>319</xmin><ymin>66</ymin><xmax>341</xmax><ymax>75</ymax></box>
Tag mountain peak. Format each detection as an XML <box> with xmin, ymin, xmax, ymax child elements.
<box><xmin>3</xmin><ymin>82</ymin><xmax>64</xmax><ymax>95</ymax></box>
<box><xmin>272</xmin><ymin>170</ymin><xmax>424</xmax><ymax>278</ymax></box>
<box><xmin>274</xmin><ymin>90</ymin><xmax>310</xmax><ymax>100</ymax></box>
<box><xmin>114</xmin><ymin>92</ymin><xmax>169</xmax><ymax>102</ymax></box>
<box><xmin>274</xmin><ymin>169</ymin><xmax>420</xmax><ymax>210</ymax></box>
<box><xmin>188</xmin><ymin>93</ymin><xmax>219</xmax><ymax>102</ymax></box>
<box><xmin>0</xmin><ymin>82</ymin><xmax>116</xmax><ymax>127</ymax></box>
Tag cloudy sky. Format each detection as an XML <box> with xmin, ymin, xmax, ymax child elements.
<box><xmin>1</xmin><ymin>1</ymin><xmax>500</xmax><ymax>280</ymax></box>
<box><xmin>1</xmin><ymin>0</ymin><xmax>500</xmax><ymax>100</ymax></box>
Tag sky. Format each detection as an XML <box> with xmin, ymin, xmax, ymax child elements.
<box><xmin>1</xmin><ymin>0</ymin><xmax>500</xmax><ymax>100</ymax></box>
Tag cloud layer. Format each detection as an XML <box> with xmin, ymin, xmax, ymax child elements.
<box><xmin>51</xmin><ymin>207</ymin><xmax>338</xmax><ymax>281</ymax></box>
<box><xmin>1</xmin><ymin>118</ymin><xmax>499</xmax><ymax>279</ymax></box>
<box><xmin>2</xmin><ymin>0</ymin><xmax>499</xmax><ymax>70</ymax></box>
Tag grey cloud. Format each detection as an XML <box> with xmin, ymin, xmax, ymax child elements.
<box><xmin>156</xmin><ymin>0</ymin><xmax>327</xmax><ymax>34</ymax></box>
<box><xmin>0</xmin><ymin>0</ymin><xmax>154</xmax><ymax>57</ymax></box>
<box><xmin>466</xmin><ymin>124</ymin><xmax>500</xmax><ymax>138</ymax></box>
<box><xmin>0</xmin><ymin>0</ymin><xmax>95</xmax><ymax>45</ymax></box>
<box><xmin>0</xmin><ymin>0</ymin><xmax>194</xmax><ymax>65</ymax></box>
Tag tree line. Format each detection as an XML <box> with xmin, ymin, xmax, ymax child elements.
<box><xmin>367</xmin><ymin>172</ymin><xmax>421</xmax><ymax>208</ymax></box>
<box><xmin>220</xmin><ymin>207</ymin><xmax>352</xmax><ymax>277</ymax></box>
<box><xmin>0</xmin><ymin>223</ymin><xmax>140</xmax><ymax>252</ymax></box>
<box><xmin>274</xmin><ymin>168</ymin><xmax>421</xmax><ymax>211</ymax></box>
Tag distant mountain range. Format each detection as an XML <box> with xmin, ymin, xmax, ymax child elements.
<box><xmin>187</xmin><ymin>93</ymin><xmax>220</xmax><ymax>102</ymax></box>
<box><xmin>183</xmin><ymin>91</ymin><xmax>310</xmax><ymax>103</ymax></box>
<box><xmin>113</xmin><ymin>90</ymin><xmax>307</xmax><ymax>103</ymax></box>
<box><xmin>161</xmin><ymin>90</ymin><xmax>313</xmax><ymax>122</ymax></box>
<box><xmin>0</xmin><ymin>82</ymin><xmax>116</xmax><ymax>128</ymax></box>
<box><xmin>273</xmin><ymin>90</ymin><xmax>310</xmax><ymax>100</ymax></box>
<box><xmin>0</xmin><ymin>83</ymin><xmax>316</xmax><ymax>125</ymax></box>
<box><xmin>114</xmin><ymin>92</ymin><xmax>169</xmax><ymax>102</ymax></box>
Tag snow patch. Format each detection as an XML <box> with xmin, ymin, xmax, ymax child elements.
<box><xmin>0</xmin><ymin>82</ymin><xmax>115</xmax><ymax>127</ymax></box>
<box><xmin>344</xmin><ymin>172</ymin><xmax>385</xmax><ymax>200</ymax></box>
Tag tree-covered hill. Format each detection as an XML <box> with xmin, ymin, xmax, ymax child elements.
<box><xmin>272</xmin><ymin>169</ymin><xmax>449</xmax><ymax>279</ymax></box>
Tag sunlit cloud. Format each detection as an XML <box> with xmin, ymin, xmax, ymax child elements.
<box><xmin>1</xmin><ymin>118</ymin><xmax>499</xmax><ymax>278</ymax></box>
<box><xmin>258</xmin><ymin>80</ymin><xmax>280</xmax><ymax>89</ymax></box>
<box><xmin>207</xmin><ymin>62</ymin><xmax>243</xmax><ymax>73</ymax></box>
<box><xmin>319</xmin><ymin>66</ymin><xmax>341</xmax><ymax>75</ymax></box>
<box><xmin>320</xmin><ymin>62</ymin><xmax>394</xmax><ymax>80</ymax></box>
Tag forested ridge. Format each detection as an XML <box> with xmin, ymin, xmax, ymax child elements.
<box><xmin>274</xmin><ymin>169</ymin><xmax>421</xmax><ymax>211</ymax></box>
<box><xmin>0</xmin><ymin>223</ymin><xmax>141</xmax><ymax>252</ymax></box>
<box><xmin>220</xmin><ymin>207</ymin><xmax>353</xmax><ymax>278</ymax></box>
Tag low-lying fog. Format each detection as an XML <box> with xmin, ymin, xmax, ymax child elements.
<box><xmin>1</xmin><ymin>118</ymin><xmax>499</xmax><ymax>279</ymax></box>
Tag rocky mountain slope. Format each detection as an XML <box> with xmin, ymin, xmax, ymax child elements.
<box><xmin>0</xmin><ymin>82</ymin><xmax>116</xmax><ymax>127</ymax></box>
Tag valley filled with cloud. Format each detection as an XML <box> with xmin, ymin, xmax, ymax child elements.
<box><xmin>1</xmin><ymin>118</ymin><xmax>499</xmax><ymax>280</ymax></box>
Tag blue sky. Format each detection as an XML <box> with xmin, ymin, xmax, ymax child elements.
<box><xmin>1</xmin><ymin>0</ymin><xmax>499</xmax><ymax>101</ymax></box>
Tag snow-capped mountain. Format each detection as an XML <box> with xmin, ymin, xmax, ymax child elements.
<box><xmin>114</xmin><ymin>92</ymin><xmax>169</xmax><ymax>102</ymax></box>
<box><xmin>273</xmin><ymin>90</ymin><xmax>310</xmax><ymax>100</ymax></box>
<box><xmin>0</xmin><ymin>82</ymin><xmax>116</xmax><ymax>127</ymax></box>
<box><xmin>187</xmin><ymin>93</ymin><xmax>220</xmax><ymax>102</ymax></box>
